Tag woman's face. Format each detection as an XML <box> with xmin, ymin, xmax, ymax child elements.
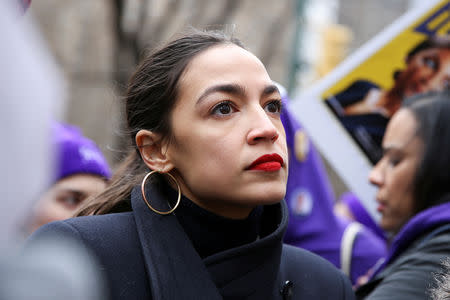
<box><xmin>369</xmin><ymin>109</ymin><xmax>424</xmax><ymax>234</ymax></box>
<box><xmin>396</xmin><ymin>47</ymin><xmax>450</xmax><ymax>98</ymax></box>
<box><xmin>166</xmin><ymin>44</ymin><xmax>288</xmax><ymax>219</ymax></box>
<box><xmin>29</xmin><ymin>174</ymin><xmax>107</xmax><ymax>234</ymax></box>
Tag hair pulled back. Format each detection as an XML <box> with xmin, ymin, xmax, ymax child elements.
<box><xmin>77</xmin><ymin>28</ymin><xmax>244</xmax><ymax>216</ymax></box>
<box><xmin>403</xmin><ymin>91</ymin><xmax>450</xmax><ymax>213</ymax></box>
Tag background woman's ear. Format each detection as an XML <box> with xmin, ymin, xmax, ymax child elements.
<box><xmin>135</xmin><ymin>130</ymin><xmax>174</xmax><ymax>171</ymax></box>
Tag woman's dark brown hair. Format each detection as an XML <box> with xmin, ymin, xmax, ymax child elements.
<box><xmin>403</xmin><ymin>91</ymin><xmax>450</xmax><ymax>213</ymax></box>
<box><xmin>76</xmin><ymin>28</ymin><xmax>244</xmax><ymax>216</ymax></box>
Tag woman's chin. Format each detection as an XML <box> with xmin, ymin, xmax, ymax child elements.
<box><xmin>253</xmin><ymin>188</ymin><xmax>286</xmax><ymax>205</ymax></box>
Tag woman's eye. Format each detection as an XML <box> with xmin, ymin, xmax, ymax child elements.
<box><xmin>264</xmin><ymin>100</ymin><xmax>282</xmax><ymax>114</ymax></box>
<box><xmin>58</xmin><ymin>193</ymin><xmax>83</xmax><ymax>209</ymax></box>
<box><xmin>388</xmin><ymin>157</ymin><xmax>401</xmax><ymax>167</ymax></box>
<box><xmin>423</xmin><ymin>57</ymin><xmax>438</xmax><ymax>71</ymax></box>
<box><xmin>211</xmin><ymin>101</ymin><xmax>234</xmax><ymax>116</ymax></box>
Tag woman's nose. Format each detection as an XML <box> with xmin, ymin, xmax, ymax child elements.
<box><xmin>246</xmin><ymin>108</ymin><xmax>280</xmax><ymax>145</ymax></box>
<box><xmin>369</xmin><ymin>161</ymin><xmax>384</xmax><ymax>187</ymax></box>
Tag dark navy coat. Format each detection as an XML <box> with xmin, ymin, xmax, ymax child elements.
<box><xmin>29</xmin><ymin>185</ymin><xmax>355</xmax><ymax>300</ymax></box>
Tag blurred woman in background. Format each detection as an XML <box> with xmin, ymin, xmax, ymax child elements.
<box><xmin>26</xmin><ymin>122</ymin><xmax>111</xmax><ymax>234</ymax></box>
<box><xmin>356</xmin><ymin>92</ymin><xmax>450</xmax><ymax>299</ymax></box>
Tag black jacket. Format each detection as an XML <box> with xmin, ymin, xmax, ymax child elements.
<box><xmin>356</xmin><ymin>227</ymin><xmax>450</xmax><ymax>300</ymax></box>
<box><xmin>356</xmin><ymin>200</ymin><xmax>450</xmax><ymax>300</ymax></box>
<box><xmin>29</xmin><ymin>185</ymin><xmax>355</xmax><ymax>300</ymax></box>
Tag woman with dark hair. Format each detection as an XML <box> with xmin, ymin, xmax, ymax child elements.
<box><xmin>27</xmin><ymin>28</ymin><xmax>354</xmax><ymax>300</ymax></box>
<box><xmin>356</xmin><ymin>92</ymin><xmax>450</xmax><ymax>299</ymax></box>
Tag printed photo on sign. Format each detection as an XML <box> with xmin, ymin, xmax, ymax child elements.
<box><xmin>290</xmin><ymin>188</ymin><xmax>313</xmax><ymax>217</ymax></box>
<box><xmin>323</xmin><ymin>1</ymin><xmax>449</xmax><ymax>164</ymax></box>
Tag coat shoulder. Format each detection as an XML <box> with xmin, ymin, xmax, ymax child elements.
<box><xmin>27</xmin><ymin>212</ymin><xmax>151</xmax><ymax>300</ymax></box>
<box><xmin>29</xmin><ymin>212</ymin><xmax>138</xmax><ymax>248</ymax></box>
<box><xmin>280</xmin><ymin>244</ymin><xmax>355</xmax><ymax>299</ymax></box>
<box><xmin>356</xmin><ymin>227</ymin><xmax>450</xmax><ymax>300</ymax></box>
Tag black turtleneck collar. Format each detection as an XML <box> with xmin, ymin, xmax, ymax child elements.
<box><xmin>131</xmin><ymin>182</ymin><xmax>287</xmax><ymax>299</ymax></box>
<box><xmin>164</xmin><ymin>183</ymin><xmax>264</xmax><ymax>258</ymax></box>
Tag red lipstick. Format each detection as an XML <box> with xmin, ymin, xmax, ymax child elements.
<box><xmin>247</xmin><ymin>153</ymin><xmax>283</xmax><ymax>171</ymax></box>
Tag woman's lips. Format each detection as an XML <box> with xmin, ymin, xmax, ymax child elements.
<box><xmin>377</xmin><ymin>202</ymin><xmax>386</xmax><ymax>213</ymax></box>
<box><xmin>247</xmin><ymin>153</ymin><xmax>284</xmax><ymax>171</ymax></box>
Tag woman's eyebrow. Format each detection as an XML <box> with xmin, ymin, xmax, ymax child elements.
<box><xmin>57</xmin><ymin>188</ymin><xmax>85</xmax><ymax>197</ymax></box>
<box><xmin>195</xmin><ymin>83</ymin><xmax>279</xmax><ymax>105</ymax></box>
<box><xmin>382</xmin><ymin>137</ymin><xmax>415</xmax><ymax>156</ymax></box>
<box><xmin>196</xmin><ymin>83</ymin><xmax>246</xmax><ymax>105</ymax></box>
<box><xmin>381</xmin><ymin>146</ymin><xmax>401</xmax><ymax>156</ymax></box>
<box><xmin>261</xmin><ymin>84</ymin><xmax>280</xmax><ymax>98</ymax></box>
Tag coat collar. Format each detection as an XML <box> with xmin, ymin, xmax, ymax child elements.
<box><xmin>131</xmin><ymin>183</ymin><xmax>288</xmax><ymax>299</ymax></box>
<box><xmin>203</xmin><ymin>196</ymin><xmax>287</xmax><ymax>298</ymax></box>
<box><xmin>367</xmin><ymin>198</ymin><xmax>450</xmax><ymax>281</ymax></box>
<box><xmin>386</xmin><ymin>199</ymin><xmax>450</xmax><ymax>265</ymax></box>
<box><xmin>131</xmin><ymin>184</ymin><xmax>222</xmax><ymax>300</ymax></box>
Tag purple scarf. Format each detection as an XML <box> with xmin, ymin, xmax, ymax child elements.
<box><xmin>371</xmin><ymin>200</ymin><xmax>450</xmax><ymax>278</ymax></box>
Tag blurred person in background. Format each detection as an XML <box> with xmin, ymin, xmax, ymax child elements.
<box><xmin>278</xmin><ymin>83</ymin><xmax>387</xmax><ymax>285</ymax></box>
<box><xmin>1</xmin><ymin>0</ymin><xmax>58</xmax><ymax>248</ymax></box>
<box><xmin>25</xmin><ymin>122</ymin><xmax>111</xmax><ymax>235</ymax></box>
<box><xmin>28</xmin><ymin>28</ymin><xmax>355</xmax><ymax>299</ymax></box>
<box><xmin>0</xmin><ymin>1</ymin><xmax>106</xmax><ymax>299</ymax></box>
<box><xmin>356</xmin><ymin>92</ymin><xmax>450</xmax><ymax>299</ymax></box>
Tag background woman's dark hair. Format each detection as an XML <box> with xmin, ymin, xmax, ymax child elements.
<box><xmin>403</xmin><ymin>91</ymin><xmax>450</xmax><ymax>213</ymax></box>
<box><xmin>76</xmin><ymin>28</ymin><xmax>244</xmax><ymax>216</ymax></box>
<box><xmin>406</xmin><ymin>36</ymin><xmax>450</xmax><ymax>61</ymax></box>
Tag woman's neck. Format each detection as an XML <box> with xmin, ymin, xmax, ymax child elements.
<box><xmin>170</xmin><ymin>189</ymin><xmax>263</xmax><ymax>258</ymax></box>
<box><xmin>173</xmin><ymin>175</ymin><xmax>254</xmax><ymax>219</ymax></box>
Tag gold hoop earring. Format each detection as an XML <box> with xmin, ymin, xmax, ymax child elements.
<box><xmin>141</xmin><ymin>170</ymin><xmax>181</xmax><ymax>215</ymax></box>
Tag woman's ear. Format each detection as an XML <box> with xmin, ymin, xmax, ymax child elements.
<box><xmin>135</xmin><ymin>130</ymin><xmax>174</xmax><ymax>171</ymax></box>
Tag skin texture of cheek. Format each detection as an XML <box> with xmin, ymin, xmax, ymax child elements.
<box><xmin>168</xmin><ymin>126</ymin><xmax>288</xmax><ymax>219</ymax></box>
<box><xmin>381</xmin><ymin>166</ymin><xmax>417</xmax><ymax>233</ymax></box>
<box><xmin>170</xmin><ymin>132</ymin><xmax>240</xmax><ymax>191</ymax></box>
<box><xmin>38</xmin><ymin>204</ymin><xmax>73</xmax><ymax>224</ymax></box>
<box><xmin>29</xmin><ymin>199</ymin><xmax>73</xmax><ymax>234</ymax></box>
